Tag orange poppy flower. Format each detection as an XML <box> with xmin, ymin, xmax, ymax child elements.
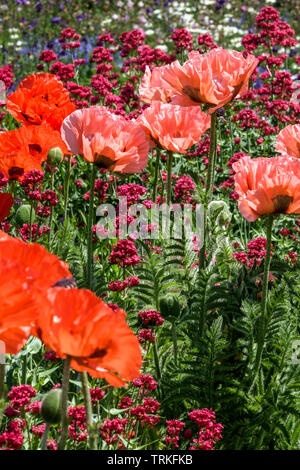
<box><xmin>0</xmin><ymin>231</ymin><xmax>73</xmax><ymax>353</ymax></box>
<box><xmin>0</xmin><ymin>259</ymin><xmax>40</xmax><ymax>354</ymax></box>
<box><xmin>275</xmin><ymin>124</ymin><xmax>300</xmax><ymax>159</ymax></box>
<box><xmin>37</xmin><ymin>288</ymin><xmax>142</xmax><ymax>387</ymax></box>
<box><xmin>0</xmin><ymin>230</ymin><xmax>72</xmax><ymax>288</ymax></box>
<box><xmin>136</xmin><ymin>101</ymin><xmax>211</xmax><ymax>153</ymax></box>
<box><xmin>233</xmin><ymin>156</ymin><xmax>300</xmax><ymax>222</ymax></box>
<box><xmin>140</xmin><ymin>48</ymin><xmax>258</xmax><ymax>114</ymax></box>
<box><xmin>7</xmin><ymin>73</ymin><xmax>76</xmax><ymax>131</ymax></box>
<box><xmin>0</xmin><ymin>123</ymin><xmax>69</xmax><ymax>180</ymax></box>
<box><xmin>61</xmin><ymin>106</ymin><xmax>150</xmax><ymax>173</ymax></box>
<box><xmin>0</xmin><ymin>193</ymin><xmax>13</xmax><ymax>222</ymax></box>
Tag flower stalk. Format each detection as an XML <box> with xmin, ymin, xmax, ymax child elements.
<box><xmin>199</xmin><ymin>111</ymin><xmax>217</xmax><ymax>270</ymax></box>
<box><xmin>87</xmin><ymin>164</ymin><xmax>97</xmax><ymax>290</ymax></box>
<box><xmin>249</xmin><ymin>215</ymin><xmax>273</xmax><ymax>392</ymax></box>
<box><xmin>80</xmin><ymin>371</ymin><xmax>97</xmax><ymax>450</ymax></box>
<box><xmin>166</xmin><ymin>151</ymin><xmax>173</xmax><ymax>206</ymax></box>
<box><xmin>58</xmin><ymin>355</ymin><xmax>71</xmax><ymax>451</ymax></box>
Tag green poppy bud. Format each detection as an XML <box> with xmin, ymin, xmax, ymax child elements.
<box><xmin>15</xmin><ymin>204</ymin><xmax>35</xmax><ymax>226</ymax></box>
<box><xmin>159</xmin><ymin>295</ymin><xmax>181</xmax><ymax>319</ymax></box>
<box><xmin>47</xmin><ymin>147</ymin><xmax>63</xmax><ymax>168</ymax></box>
<box><xmin>41</xmin><ymin>389</ymin><xmax>62</xmax><ymax>425</ymax></box>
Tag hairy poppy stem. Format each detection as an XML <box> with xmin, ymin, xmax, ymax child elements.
<box><xmin>63</xmin><ymin>156</ymin><xmax>72</xmax><ymax>222</ymax></box>
<box><xmin>249</xmin><ymin>215</ymin><xmax>273</xmax><ymax>393</ymax></box>
<box><xmin>205</xmin><ymin>112</ymin><xmax>217</xmax><ymax>202</ymax></box>
<box><xmin>58</xmin><ymin>356</ymin><xmax>71</xmax><ymax>451</ymax></box>
<box><xmin>48</xmin><ymin>170</ymin><xmax>54</xmax><ymax>247</ymax></box>
<box><xmin>0</xmin><ymin>364</ymin><xmax>5</xmax><ymax>400</ymax></box>
<box><xmin>40</xmin><ymin>423</ymin><xmax>50</xmax><ymax>451</ymax></box>
<box><xmin>87</xmin><ymin>164</ymin><xmax>97</xmax><ymax>290</ymax></box>
<box><xmin>80</xmin><ymin>372</ymin><xmax>97</xmax><ymax>450</ymax></box>
<box><xmin>166</xmin><ymin>151</ymin><xmax>173</xmax><ymax>206</ymax></box>
<box><xmin>199</xmin><ymin>112</ymin><xmax>217</xmax><ymax>271</ymax></box>
<box><xmin>152</xmin><ymin>149</ymin><xmax>160</xmax><ymax>203</ymax></box>
<box><xmin>29</xmin><ymin>202</ymin><xmax>34</xmax><ymax>243</ymax></box>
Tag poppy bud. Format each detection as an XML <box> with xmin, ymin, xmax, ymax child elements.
<box><xmin>208</xmin><ymin>200</ymin><xmax>228</xmax><ymax>215</ymax></box>
<box><xmin>47</xmin><ymin>147</ymin><xmax>63</xmax><ymax>168</ymax></box>
<box><xmin>15</xmin><ymin>204</ymin><xmax>35</xmax><ymax>226</ymax></box>
<box><xmin>159</xmin><ymin>295</ymin><xmax>181</xmax><ymax>319</ymax></box>
<box><xmin>41</xmin><ymin>388</ymin><xmax>62</xmax><ymax>425</ymax></box>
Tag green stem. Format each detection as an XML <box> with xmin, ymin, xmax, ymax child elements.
<box><xmin>205</xmin><ymin>112</ymin><xmax>217</xmax><ymax>202</ymax></box>
<box><xmin>87</xmin><ymin>164</ymin><xmax>97</xmax><ymax>290</ymax></box>
<box><xmin>40</xmin><ymin>424</ymin><xmax>50</xmax><ymax>451</ymax></box>
<box><xmin>199</xmin><ymin>112</ymin><xmax>217</xmax><ymax>270</ymax></box>
<box><xmin>0</xmin><ymin>363</ymin><xmax>5</xmax><ymax>400</ymax></box>
<box><xmin>152</xmin><ymin>150</ymin><xmax>160</xmax><ymax>203</ymax></box>
<box><xmin>63</xmin><ymin>156</ymin><xmax>72</xmax><ymax>222</ymax></box>
<box><xmin>152</xmin><ymin>340</ymin><xmax>161</xmax><ymax>381</ymax></box>
<box><xmin>80</xmin><ymin>372</ymin><xmax>97</xmax><ymax>450</ymax></box>
<box><xmin>29</xmin><ymin>202</ymin><xmax>34</xmax><ymax>244</ymax></box>
<box><xmin>166</xmin><ymin>151</ymin><xmax>173</xmax><ymax>205</ymax></box>
<box><xmin>21</xmin><ymin>356</ymin><xmax>27</xmax><ymax>384</ymax></box>
<box><xmin>48</xmin><ymin>170</ymin><xmax>54</xmax><ymax>247</ymax></box>
<box><xmin>249</xmin><ymin>215</ymin><xmax>273</xmax><ymax>392</ymax></box>
<box><xmin>58</xmin><ymin>356</ymin><xmax>71</xmax><ymax>451</ymax></box>
<box><xmin>172</xmin><ymin>322</ymin><xmax>178</xmax><ymax>366</ymax></box>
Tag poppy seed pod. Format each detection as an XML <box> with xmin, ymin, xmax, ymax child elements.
<box><xmin>159</xmin><ymin>295</ymin><xmax>181</xmax><ymax>319</ymax></box>
<box><xmin>15</xmin><ymin>204</ymin><xmax>35</xmax><ymax>226</ymax></box>
<box><xmin>47</xmin><ymin>147</ymin><xmax>63</xmax><ymax>168</ymax></box>
<box><xmin>41</xmin><ymin>388</ymin><xmax>62</xmax><ymax>425</ymax></box>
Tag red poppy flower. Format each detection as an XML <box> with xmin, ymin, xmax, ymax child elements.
<box><xmin>0</xmin><ymin>193</ymin><xmax>13</xmax><ymax>222</ymax></box>
<box><xmin>0</xmin><ymin>230</ymin><xmax>72</xmax><ymax>289</ymax></box>
<box><xmin>37</xmin><ymin>288</ymin><xmax>142</xmax><ymax>387</ymax></box>
<box><xmin>0</xmin><ymin>259</ymin><xmax>40</xmax><ymax>354</ymax></box>
<box><xmin>0</xmin><ymin>231</ymin><xmax>73</xmax><ymax>353</ymax></box>
<box><xmin>7</xmin><ymin>73</ymin><xmax>76</xmax><ymax>131</ymax></box>
<box><xmin>0</xmin><ymin>123</ymin><xmax>69</xmax><ymax>180</ymax></box>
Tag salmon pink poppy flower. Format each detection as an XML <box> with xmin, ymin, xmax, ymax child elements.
<box><xmin>37</xmin><ymin>288</ymin><xmax>142</xmax><ymax>387</ymax></box>
<box><xmin>0</xmin><ymin>231</ymin><xmax>73</xmax><ymax>353</ymax></box>
<box><xmin>0</xmin><ymin>123</ymin><xmax>69</xmax><ymax>180</ymax></box>
<box><xmin>0</xmin><ymin>193</ymin><xmax>13</xmax><ymax>222</ymax></box>
<box><xmin>136</xmin><ymin>101</ymin><xmax>211</xmax><ymax>153</ymax></box>
<box><xmin>7</xmin><ymin>73</ymin><xmax>76</xmax><ymax>131</ymax></box>
<box><xmin>61</xmin><ymin>106</ymin><xmax>150</xmax><ymax>173</ymax></box>
<box><xmin>275</xmin><ymin>124</ymin><xmax>300</xmax><ymax>159</ymax></box>
<box><xmin>140</xmin><ymin>48</ymin><xmax>258</xmax><ymax>114</ymax></box>
<box><xmin>139</xmin><ymin>66</ymin><xmax>173</xmax><ymax>104</ymax></box>
<box><xmin>233</xmin><ymin>156</ymin><xmax>300</xmax><ymax>222</ymax></box>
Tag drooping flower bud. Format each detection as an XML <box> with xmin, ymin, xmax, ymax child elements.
<box><xmin>41</xmin><ymin>388</ymin><xmax>62</xmax><ymax>425</ymax></box>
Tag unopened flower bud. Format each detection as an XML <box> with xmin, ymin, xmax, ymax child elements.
<box><xmin>41</xmin><ymin>388</ymin><xmax>62</xmax><ymax>425</ymax></box>
<box><xmin>47</xmin><ymin>147</ymin><xmax>63</xmax><ymax>168</ymax></box>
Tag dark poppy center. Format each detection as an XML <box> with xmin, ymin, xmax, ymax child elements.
<box><xmin>52</xmin><ymin>277</ymin><xmax>77</xmax><ymax>289</ymax></box>
<box><xmin>95</xmin><ymin>154</ymin><xmax>114</xmax><ymax>169</ymax></box>
<box><xmin>182</xmin><ymin>85</ymin><xmax>203</xmax><ymax>103</ymax></box>
<box><xmin>8</xmin><ymin>166</ymin><xmax>24</xmax><ymax>179</ymax></box>
<box><xmin>272</xmin><ymin>195</ymin><xmax>293</xmax><ymax>213</ymax></box>
<box><xmin>90</xmin><ymin>348</ymin><xmax>107</xmax><ymax>359</ymax></box>
<box><xmin>29</xmin><ymin>144</ymin><xmax>42</xmax><ymax>156</ymax></box>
